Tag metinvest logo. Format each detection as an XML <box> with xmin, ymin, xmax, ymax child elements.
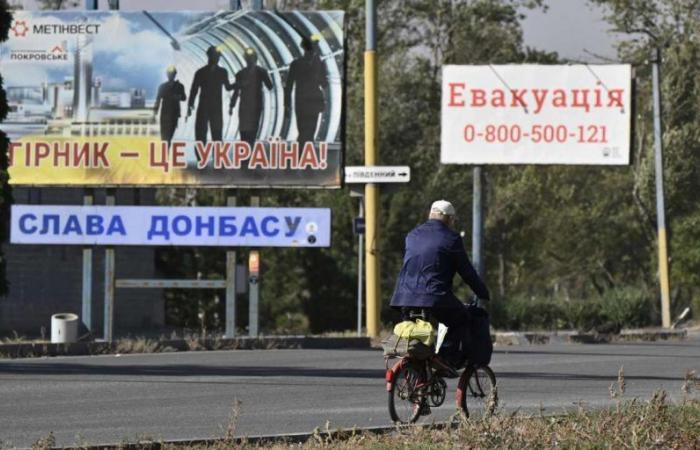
<box><xmin>10</xmin><ymin>20</ymin><xmax>30</xmax><ymax>38</ymax></box>
<box><xmin>9</xmin><ymin>19</ymin><xmax>102</xmax><ymax>38</ymax></box>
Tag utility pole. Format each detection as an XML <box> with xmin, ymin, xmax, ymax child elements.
<box><xmin>472</xmin><ymin>167</ymin><xmax>484</xmax><ymax>276</ymax></box>
<box><xmin>651</xmin><ymin>47</ymin><xmax>671</xmax><ymax>328</ymax></box>
<box><xmin>364</xmin><ymin>0</ymin><xmax>380</xmax><ymax>338</ymax></box>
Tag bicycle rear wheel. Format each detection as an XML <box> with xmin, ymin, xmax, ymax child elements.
<box><xmin>456</xmin><ymin>365</ymin><xmax>497</xmax><ymax>418</ymax></box>
<box><xmin>388</xmin><ymin>362</ymin><xmax>425</xmax><ymax>423</ymax></box>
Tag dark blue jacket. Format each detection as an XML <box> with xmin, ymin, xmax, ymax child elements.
<box><xmin>390</xmin><ymin>220</ymin><xmax>490</xmax><ymax>309</ymax></box>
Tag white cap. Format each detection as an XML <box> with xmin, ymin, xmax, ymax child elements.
<box><xmin>430</xmin><ymin>200</ymin><xmax>456</xmax><ymax>216</ymax></box>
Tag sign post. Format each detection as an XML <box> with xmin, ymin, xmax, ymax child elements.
<box><xmin>248</xmin><ymin>250</ymin><xmax>260</xmax><ymax>337</ymax></box>
<box><xmin>346</xmin><ymin>167</ymin><xmax>409</xmax><ymax>336</ymax></box>
<box><xmin>364</xmin><ymin>0</ymin><xmax>380</xmax><ymax>338</ymax></box>
<box><xmin>651</xmin><ymin>48</ymin><xmax>672</xmax><ymax>328</ymax></box>
<box><xmin>225</xmin><ymin>193</ymin><xmax>237</xmax><ymax>338</ymax></box>
<box><xmin>356</xmin><ymin>199</ymin><xmax>364</xmax><ymax>336</ymax></box>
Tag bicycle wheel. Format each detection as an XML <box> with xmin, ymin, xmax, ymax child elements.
<box><xmin>456</xmin><ymin>365</ymin><xmax>497</xmax><ymax>418</ymax></box>
<box><xmin>388</xmin><ymin>362</ymin><xmax>425</xmax><ymax>423</ymax></box>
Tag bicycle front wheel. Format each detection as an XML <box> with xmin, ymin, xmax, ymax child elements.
<box><xmin>456</xmin><ymin>365</ymin><xmax>497</xmax><ymax>418</ymax></box>
<box><xmin>388</xmin><ymin>362</ymin><xmax>424</xmax><ymax>424</ymax></box>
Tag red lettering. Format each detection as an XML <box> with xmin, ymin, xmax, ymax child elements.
<box><xmin>53</xmin><ymin>142</ymin><xmax>70</xmax><ymax>167</ymax></box>
<box><xmin>34</xmin><ymin>142</ymin><xmax>50</xmax><ymax>166</ymax></box>
<box><xmin>249</xmin><ymin>142</ymin><xmax>269</xmax><ymax>169</ymax></box>
<box><xmin>93</xmin><ymin>143</ymin><xmax>110</xmax><ymax>168</ymax></box>
<box><xmin>470</xmin><ymin>89</ymin><xmax>486</xmax><ymax>107</ymax></box>
<box><xmin>510</xmin><ymin>89</ymin><xmax>527</xmax><ymax>109</ymax></box>
<box><xmin>298</xmin><ymin>142</ymin><xmax>319</xmax><ymax>169</ymax></box>
<box><xmin>491</xmin><ymin>89</ymin><xmax>506</xmax><ymax>107</ymax></box>
<box><xmin>279</xmin><ymin>142</ymin><xmax>297</xmax><ymax>169</ymax></box>
<box><xmin>73</xmin><ymin>142</ymin><xmax>90</xmax><ymax>167</ymax></box>
<box><xmin>552</xmin><ymin>89</ymin><xmax>567</xmax><ymax>107</ymax></box>
<box><xmin>214</xmin><ymin>142</ymin><xmax>233</xmax><ymax>169</ymax></box>
<box><xmin>195</xmin><ymin>142</ymin><xmax>213</xmax><ymax>169</ymax></box>
<box><xmin>172</xmin><ymin>142</ymin><xmax>187</xmax><ymax>169</ymax></box>
<box><xmin>448</xmin><ymin>82</ymin><xmax>466</xmax><ymax>107</ymax></box>
<box><xmin>8</xmin><ymin>142</ymin><xmax>21</xmax><ymax>167</ymax></box>
<box><xmin>607</xmin><ymin>89</ymin><xmax>624</xmax><ymax>108</ymax></box>
<box><xmin>532</xmin><ymin>89</ymin><xmax>549</xmax><ymax>113</ymax></box>
<box><xmin>233</xmin><ymin>142</ymin><xmax>251</xmax><ymax>169</ymax></box>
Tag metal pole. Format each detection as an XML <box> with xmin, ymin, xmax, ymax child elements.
<box><xmin>472</xmin><ymin>166</ymin><xmax>484</xmax><ymax>276</ymax></box>
<box><xmin>225</xmin><ymin>193</ymin><xmax>237</xmax><ymax>337</ymax></box>
<box><xmin>82</xmin><ymin>0</ymin><xmax>98</xmax><ymax>335</ymax></box>
<box><xmin>249</xmin><ymin>196</ymin><xmax>260</xmax><ymax>336</ymax></box>
<box><xmin>357</xmin><ymin>198</ymin><xmax>364</xmax><ymax>336</ymax></box>
<box><xmin>103</xmin><ymin>189</ymin><xmax>116</xmax><ymax>341</ymax></box>
<box><xmin>82</xmin><ymin>189</ymin><xmax>94</xmax><ymax>332</ymax></box>
<box><xmin>651</xmin><ymin>47</ymin><xmax>672</xmax><ymax>328</ymax></box>
<box><xmin>364</xmin><ymin>0</ymin><xmax>381</xmax><ymax>338</ymax></box>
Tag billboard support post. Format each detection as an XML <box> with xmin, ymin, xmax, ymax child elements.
<box><xmin>365</xmin><ymin>0</ymin><xmax>381</xmax><ymax>338</ymax></box>
<box><xmin>225</xmin><ymin>193</ymin><xmax>237</xmax><ymax>338</ymax></box>
<box><xmin>82</xmin><ymin>189</ymin><xmax>94</xmax><ymax>332</ymax></box>
<box><xmin>472</xmin><ymin>167</ymin><xmax>484</xmax><ymax>277</ymax></box>
<box><xmin>103</xmin><ymin>189</ymin><xmax>116</xmax><ymax>341</ymax></box>
<box><xmin>249</xmin><ymin>196</ymin><xmax>260</xmax><ymax>337</ymax></box>
<box><xmin>357</xmin><ymin>197</ymin><xmax>364</xmax><ymax>336</ymax></box>
<box><xmin>651</xmin><ymin>47</ymin><xmax>672</xmax><ymax>328</ymax></box>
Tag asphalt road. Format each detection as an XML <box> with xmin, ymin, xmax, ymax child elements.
<box><xmin>0</xmin><ymin>338</ymin><xmax>698</xmax><ymax>448</ymax></box>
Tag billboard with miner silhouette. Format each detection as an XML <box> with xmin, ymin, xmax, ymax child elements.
<box><xmin>1</xmin><ymin>10</ymin><xmax>345</xmax><ymax>187</ymax></box>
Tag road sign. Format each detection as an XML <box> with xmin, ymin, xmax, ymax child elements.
<box><xmin>344</xmin><ymin>166</ymin><xmax>410</xmax><ymax>184</ymax></box>
<box><xmin>353</xmin><ymin>217</ymin><xmax>366</xmax><ymax>235</ymax></box>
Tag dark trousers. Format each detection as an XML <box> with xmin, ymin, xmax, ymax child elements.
<box><xmin>240</xmin><ymin>129</ymin><xmax>257</xmax><ymax>147</ymax></box>
<box><xmin>432</xmin><ymin>302</ymin><xmax>472</xmax><ymax>368</ymax></box>
<box><xmin>195</xmin><ymin>111</ymin><xmax>223</xmax><ymax>143</ymax></box>
<box><xmin>160</xmin><ymin>116</ymin><xmax>178</xmax><ymax>145</ymax></box>
<box><xmin>296</xmin><ymin>108</ymin><xmax>320</xmax><ymax>143</ymax></box>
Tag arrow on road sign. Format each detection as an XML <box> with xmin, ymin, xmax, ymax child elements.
<box><xmin>344</xmin><ymin>166</ymin><xmax>411</xmax><ymax>184</ymax></box>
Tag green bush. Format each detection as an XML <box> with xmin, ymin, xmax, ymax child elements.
<box><xmin>562</xmin><ymin>298</ymin><xmax>606</xmax><ymax>331</ymax></box>
<box><xmin>491</xmin><ymin>296</ymin><xmax>566</xmax><ymax>331</ymax></box>
<box><xmin>491</xmin><ymin>287</ymin><xmax>655</xmax><ymax>331</ymax></box>
<box><xmin>599</xmin><ymin>286</ymin><xmax>655</xmax><ymax>329</ymax></box>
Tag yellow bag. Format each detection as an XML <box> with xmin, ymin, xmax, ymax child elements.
<box><xmin>393</xmin><ymin>319</ymin><xmax>435</xmax><ymax>346</ymax></box>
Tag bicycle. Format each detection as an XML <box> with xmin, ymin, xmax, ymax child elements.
<box><xmin>384</xmin><ymin>307</ymin><xmax>497</xmax><ymax>424</ymax></box>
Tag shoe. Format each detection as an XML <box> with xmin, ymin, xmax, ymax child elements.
<box><xmin>418</xmin><ymin>402</ymin><xmax>431</xmax><ymax>416</ymax></box>
<box><xmin>432</xmin><ymin>356</ymin><xmax>459</xmax><ymax>378</ymax></box>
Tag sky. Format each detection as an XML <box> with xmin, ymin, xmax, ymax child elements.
<box><xmin>11</xmin><ymin>0</ymin><xmax>622</xmax><ymax>62</ymax></box>
<box><xmin>520</xmin><ymin>1</ymin><xmax>620</xmax><ymax>62</ymax></box>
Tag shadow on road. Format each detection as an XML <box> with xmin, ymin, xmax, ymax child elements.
<box><xmin>0</xmin><ymin>362</ymin><xmax>387</xmax><ymax>379</ymax></box>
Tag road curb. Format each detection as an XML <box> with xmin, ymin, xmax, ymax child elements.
<box><xmin>0</xmin><ymin>336</ymin><xmax>371</xmax><ymax>359</ymax></box>
<box><xmin>59</xmin><ymin>422</ymin><xmax>448</xmax><ymax>450</ymax></box>
<box><xmin>492</xmin><ymin>328</ymin><xmax>687</xmax><ymax>345</ymax></box>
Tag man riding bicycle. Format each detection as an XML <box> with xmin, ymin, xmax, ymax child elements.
<box><xmin>390</xmin><ymin>199</ymin><xmax>490</xmax><ymax>373</ymax></box>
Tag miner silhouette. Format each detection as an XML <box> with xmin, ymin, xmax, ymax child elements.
<box><xmin>229</xmin><ymin>47</ymin><xmax>273</xmax><ymax>146</ymax></box>
<box><xmin>188</xmin><ymin>46</ymin><xmax>234</xmax><ymax>143</ymax></box>
<box><xmin>154</xmin><ymin>66</ymin><xmax>187</xmax><ymax>146</ymax></box>
<box><xmin>284</xmin><ymin>35</ymin><xmax>327</xmax><ymax>144</ymax></box>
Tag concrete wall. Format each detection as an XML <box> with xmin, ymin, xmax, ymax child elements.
<box><xmin>0</xmin><ymin>188</ymin><xmax>164</xmax><ymax>337</ymax></box>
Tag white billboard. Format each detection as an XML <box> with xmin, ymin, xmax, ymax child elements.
<box><xmin>11</xmin><ymin>205</ymin><xmax>330</xmax><ymax>247</ymax></box>
<box><xmin>441</xmin><ymin>64</ymin><xmax>632</xmax><ymax>165</ymax></box>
